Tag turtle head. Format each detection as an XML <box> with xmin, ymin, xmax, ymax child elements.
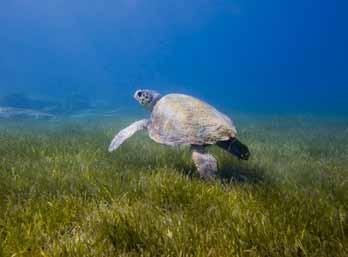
<box><xmin>134</xmin><ymin>89</ymin><xmax>161</xmax><ymax>111</ymax></box>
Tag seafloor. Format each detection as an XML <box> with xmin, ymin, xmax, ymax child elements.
<box><xmin>0</xmin><ymin>114</ymin><xmax>347</xmax><ymax>257</ymax></box>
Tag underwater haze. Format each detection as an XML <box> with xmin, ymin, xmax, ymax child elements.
<box><xmin>1</xmin><ymin>0</ymin><xmax>348</xmax><ymax>115</ymax></box>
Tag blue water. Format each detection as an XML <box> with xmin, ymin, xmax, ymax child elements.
<box><xmin>0</xmin><ymin>0</ymin><xmax>347</xmax><ymax>115</ymax></box>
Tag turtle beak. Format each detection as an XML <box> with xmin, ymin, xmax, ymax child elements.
<box><xmin>134</xmin><ymin>90</ymin><xmax>141</xmax><ymax>100</ymax></box>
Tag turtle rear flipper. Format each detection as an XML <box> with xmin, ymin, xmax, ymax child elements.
<box><xmin>217</xmin><ymin>138</ymin><xmax>250</xmax><ymax>160</ymax></box>
<box><xmin>191</xmin><ymin>145</ymin><xmax>217</xmax><ymax>179</ymax></box>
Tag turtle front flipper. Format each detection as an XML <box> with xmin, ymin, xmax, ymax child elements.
<box><xmin>108</xmin><ymin>119</ymin><xmax>150</xmax><ymax>152</ymax></box>
<box><xmin>191</xmin><ymin>145</ymin><xmax>217</xmax><ymax>179</ymax></box>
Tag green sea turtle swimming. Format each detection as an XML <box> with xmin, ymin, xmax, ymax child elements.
<box><xmin>109</xmin><ymin>89</ymin><xmax>250</xmax><ymax>178</ymax></box>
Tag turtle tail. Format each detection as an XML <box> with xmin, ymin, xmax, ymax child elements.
<box><xmin>216</xmin><ymin>138</ymin><xmax>250</xmax><ymax>160</ymax></box>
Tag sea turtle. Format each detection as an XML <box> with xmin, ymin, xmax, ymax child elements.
<box><xmin>109</xmin><ymin>89</ymin><xmax>250</xmax><ymax>178</ymax></box>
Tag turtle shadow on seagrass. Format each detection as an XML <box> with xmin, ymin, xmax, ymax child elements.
<box><xmin>108</xmin><ymin>89</ymin><xmax>250</xmax><ymax>179</ymax></box>
<box><xmin>218</xmin><ymin>159</ymin><xmax>266</xmax><ymax>184</ymax></box>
